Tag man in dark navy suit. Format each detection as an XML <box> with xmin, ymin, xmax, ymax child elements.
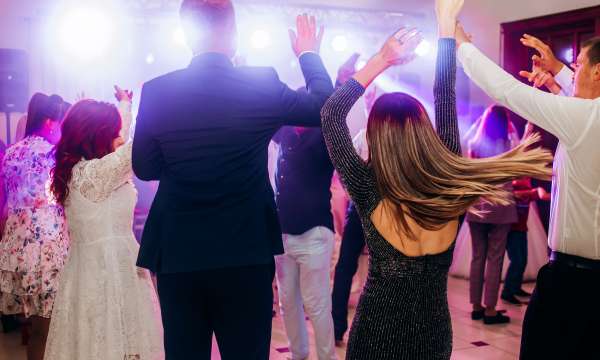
<box><xmin>132</xmin><ymin>0</ymin><xmax>333</xmax><ymax>359</ymax></box>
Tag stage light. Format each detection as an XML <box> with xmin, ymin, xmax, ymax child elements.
<box><xmin>146</xmin><ymin>53</ymin><xmax>155</xmax><ymax>64</ymax></box>
<box><xmin>251</xmin><ymin>30</ymin><xmax>272</xmax><ymax>49</ymax></box>
<box><xmin>563</xmin><ymin>48</ymin><xmax>574</xmax><ymax>63</ymax></box>
<box><xmin>173</xmin><ymin>27</ymin><xmax>187</xmax><ymax>47</ymax></box>
<box><xmin>58</xmin><ymin>8</ymin><xmax>113</xmax><ymax>61</ymax></box>
<box><xmin>415</xmin><ymin>40</ymin><xmax>431</xmax><ymax>57</ymax></box>
<box><xmin>332</xmin><ymin>35</ymin><xmax>348</xmax><ymax>52</ymax></box>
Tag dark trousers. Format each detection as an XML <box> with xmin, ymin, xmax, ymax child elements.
<box><xmin>503</xmin><ymin>230</ymin><xmax>528</xmax><ymax>297</ymax></box>
<box><xmin>157</xmin><ymin>263</ymin><xmax>275</xmax><ymax>360</ymax></box>
<box><xmin>520</xmin><ymin>260</ymin><xmax>600</xmax><ymax>359</ymax></box>
<box><xmin>468</xmin><ymin>222</ymin><xmax>511</xmax><ymax>308</ymax></box>
<box><xmin>331</xmin><ymin>203</ymin><xmax>365</xmax><ymax>341</ymax></box>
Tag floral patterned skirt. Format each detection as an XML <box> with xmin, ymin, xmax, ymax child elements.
<box><xmin>0</xmin><ymin>206</ymin><xmax>69</xmax><ymax>318</ymax></box>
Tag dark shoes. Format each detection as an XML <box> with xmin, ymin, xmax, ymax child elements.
<box><xmin>471</xmin><ymin>310</ymin><xmax>485</xmax><ymax>320</ymax></box>
<box><xmin>501</xmin><ymin>293</ymin><xmax>523</xmax><ymax>305</ymax></box>
<box><xmin>472</xmin><ymin>309</ymin><xmax>507</xmax><ymax>320</ymax></box>
<box><xmin>483</xmin><ymin>312</ymin><xmax>511</xmax><ymax>325</ymax></box>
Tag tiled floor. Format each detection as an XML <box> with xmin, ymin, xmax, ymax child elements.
<box><xmin>0</xmin><ymin>277</ymin><xmax>530</xmax><ymax>360</ymax></box>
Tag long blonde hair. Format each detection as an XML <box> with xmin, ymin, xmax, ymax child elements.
<box><xmin>367</xmin><ymin>93</ymin><xmax>552</xmax><ymax>239</ymax></box>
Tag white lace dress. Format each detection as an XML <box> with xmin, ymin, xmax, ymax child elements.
<box><xmin>44</xmin><ymin>101</ymin><xmax>164</xmax><ymax>360</ymax></box>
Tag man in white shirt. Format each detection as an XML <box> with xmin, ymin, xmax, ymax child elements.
<box><xmin>438</xmin><ymin>4</ymin><xmax>600</xmax><ymax>358</ymax></box>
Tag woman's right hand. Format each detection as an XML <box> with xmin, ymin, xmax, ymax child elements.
<box><xmin>377</xmin><ymin>28</ymin><xmax>422</xmax><ymax>66</ymax></box>
<box><xmin>352</xmin><ymin>28</ymin><xmax>421</xmax><ymax>88</ymax></box>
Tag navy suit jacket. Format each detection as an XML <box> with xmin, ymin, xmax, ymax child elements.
<box><xmin>133</xmin><ymin>52</ymin><xmax>334</xmax><ymax>273</ymax></box>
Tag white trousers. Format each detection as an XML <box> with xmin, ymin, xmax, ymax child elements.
<box><xmin>275</xmin><ymin>226</ymin><xmax>337</xmax><ymax>360</ymax></box>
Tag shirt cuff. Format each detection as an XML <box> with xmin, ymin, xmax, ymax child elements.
<box><xmin>554</xmin><ymin>65</ymin><xmax>574</xmax><ymax>95</ymax></box>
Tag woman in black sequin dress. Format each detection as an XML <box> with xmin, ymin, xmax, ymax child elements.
<box><xmin>320</xmin><ymin>2</ymin><xmax>553</xmax><ymax>358</ymax></box>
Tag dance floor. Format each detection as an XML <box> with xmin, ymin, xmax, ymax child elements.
<box><xmin>0</xmin><ymin>277</ymin><xmax>532</xmax><ymax>360</ymax></box>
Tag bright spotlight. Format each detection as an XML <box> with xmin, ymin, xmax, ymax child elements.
<box><xmin>173</xmin><ymin>27</ymin><xmax>187</xmax><ymax>46</ymax></box>
<box><xmin>251</xmin><ymin>30</ymin><xmax>272</xmax><ymax>49</ymax></box>
<box><xmin>415</xmin><ymin>40</ymin><xmax>431</xmax><ymax>57</ymax></box>
<box><xmin>59</xmin><ymin>8</ymin><xmax>113</xmax><ymax>61</ymax></box>
<box><xmin>332</xmin><ymin>35</ymin><xmax>348</xmax><ymax>52</ymax></box>
<box><xmin>146</xmin><ymin>53</ymin><xmax>155</xmax><ymax>64</ymax></box>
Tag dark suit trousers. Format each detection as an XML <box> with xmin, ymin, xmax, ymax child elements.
<box><xmin>157</xmin><ymin>263</ymin><xmax>275</xmax><ymax>360</ymax></box>
<box><xmin>520</xmin><ymin>261</ymin><xmax>600</xmax><ymax>360</ymax></box>
<box><xmin>331</xmin><ymin>203</ymin><xmax>365</xmax><ymax>341</ymax></box>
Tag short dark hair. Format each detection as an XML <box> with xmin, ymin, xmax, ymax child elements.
<box><xmin>582</xmin><ymin>36</ymin><xmax>600</xmax><ymax>66</ymax></box>
<box><xmin>180</xmin><ymin>0</ymin><xmax>235</xmax><ymax>31</ymax></box>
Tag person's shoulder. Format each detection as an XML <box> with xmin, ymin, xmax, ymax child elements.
<box><xmin>235</xmin><ymin>66</ymin><xmax>280</xmax><ymax>83</ymax></box>
<box><xmin>143</xmin><ymin>69</ymin><xmax>188</xmax><ymax>90</ymax></box>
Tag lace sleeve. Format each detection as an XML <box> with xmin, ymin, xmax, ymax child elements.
<box><xmin>77</xmin><ymin>142</ymin><xmax>133</xmax><ymax>203</ymax></box>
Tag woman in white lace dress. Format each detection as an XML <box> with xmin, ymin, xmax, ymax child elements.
<box><xmin>45</xmin><ymin>87</ymin><xmax>164</xmax><ymax>360</ymax></box>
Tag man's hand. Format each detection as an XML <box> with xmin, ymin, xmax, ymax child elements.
<box><xmin>455</xmin><ymin>22</ymin><xmax>472</xmax><ymax>46</ymax></box>
<box><xmin>289</xmin><ymin>14</ymin><xmax>324</xmax><ymax>57</ymax></box>
<box><xmin>114</xmin><ymin>85</ymin><xmax>133</xmax><ymax>103</ymax></box>
<box><xmin>518</xmin><ymin>68</ymin><xmax>562</xmax><ymax>94</ymax></box>
<box><xmin>337</xmin><ymin>53</ymin><xmax>360</xmax><ymax>86</ymax></box>
<box><xmin>435</xmin><ymin>0</ymin><xmax>465</xmax><ymax>37</ymax></box>
<box><xmin>520</xmin><ymin>34</ymin><xmax>564</xmax><ymax>75</ymax></box>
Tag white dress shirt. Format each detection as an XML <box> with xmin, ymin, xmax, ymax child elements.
<box><xmin>555</xmin><ymin>65</ymin><xmax>575</xmax><ymax>96</ymax></box>
<box><xmin>458</xmin><ymin>43</ymin><xmax>600</xmax><ymax>260</ymax></box>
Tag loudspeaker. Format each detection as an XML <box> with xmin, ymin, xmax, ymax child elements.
<box><xmin>0</xmin><ymin>49</ymin><xmax>28</xmax><ymax>113</ymax></box>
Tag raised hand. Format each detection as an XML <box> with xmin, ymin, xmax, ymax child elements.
<box><xmin>520</xmin><ymin>34</ymin><xmax>565</xmax><ymax>75</ymax></box>
<box><xmin>435</xmin><ymin>0</ymin><xmax>465</xmax><ymax>37</ymax></box>
<box><xmin>518</xmin><ymin>68</ymin><xmax>561</xmax><ymax>94</ymax></box>
<box><xmin>114</xmin><ymin>85</ymin><xmax>133</xmax><ymax>103</ymax></box>
<box><xmin>75</xmin><ymin>91</ymin><xmax>86</xmax><ymax>102</ymax></box>
<box><xmin>378</xmin><ymin>28</ymin><xmax>422</xmax><ymax>66</ymax></box>
<box><xmin>337</xmin><ymin>53</ymin><xmax>361</xmax><ymax>86</ymax></box>
<box><xmin>288</xmin><ymin>14</ymin><xmax>324</xmax><ymax>57</ymax></box>
<box><xmin>435</xmin><ymin>0</ymin><xmax>465</xmax><ymax>21</ymax></box>
<box><xmin>455</xmin><ymin>23</ymin><xmax>472</xmax><ymax>46</ymax></box>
